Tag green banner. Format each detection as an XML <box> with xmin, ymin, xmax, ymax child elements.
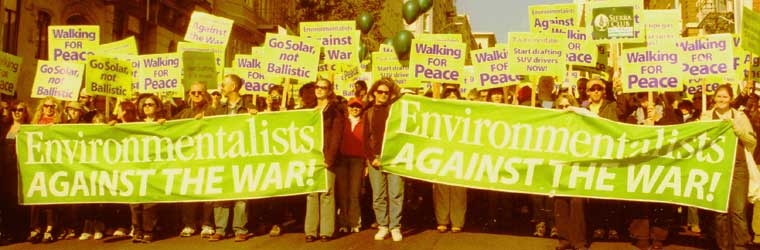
<box><xmin>380</xmin><ymin>95</ymin><xmax>737</xmax><ymax>212</ymax></box>
<box><xmin>17</xmin><ymin>110</ymin><xmax>327</xmax><ymax>205</ymax></box>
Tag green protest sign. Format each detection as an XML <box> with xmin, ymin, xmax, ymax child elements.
<box><xmin>182</xmin><ymin>51</ymin><xmax>218</xmax><ymax>90</ymax></box>
<box><xmin>380</xmin><ymin>95</ymin><xmax>736</xmax><ymax>212</ymax></box>
<box><xmin>741</xmin><ymin>7</ymin><xmax>760</xmax><ymax>55</ymax></box>
<box><xmin>17</xmin><ymin>110</ymin><xmax>327</xmax><ymax>204</ymax></box>
<box><xmin>0</xmin><ymin>51</ymin><xmax>22</xmax><ymax>95</ymax></box>
<box><xmin>586</xmin><ymin>0</ymin><xmax>643</xmax><ymax>43</ymax></box>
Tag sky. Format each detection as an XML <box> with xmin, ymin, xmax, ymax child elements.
<box><xmin>456</xmin><ymin>0</ymin><xmax>574</xmax><ymax>43</ymax></box>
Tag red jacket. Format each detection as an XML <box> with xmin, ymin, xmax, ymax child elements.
<box><xmin>339</xmin><ymin>116</ymin><xmax>364</xmax><ymax>158</ymax></box>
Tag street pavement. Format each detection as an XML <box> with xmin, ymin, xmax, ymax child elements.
<box><xmin>0</xmin><ymin>229</ymin><xmax>709</xmax><ymax>250</ymax></box>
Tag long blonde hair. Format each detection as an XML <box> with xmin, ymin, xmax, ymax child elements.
<box><xmin>31</xmin><ymin>96</ymin><xmax>61</xmax><ymax>124</ymax></box>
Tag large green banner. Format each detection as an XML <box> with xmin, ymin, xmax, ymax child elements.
<box><xmin>381</xmin><ymin>95</ymin><xmax>737</xmax><ymax>212</ymax></box>
<box><xmin>17</xmin><ymin>110</ymin><xmax>326</xmax><ymax>205</ymax></box>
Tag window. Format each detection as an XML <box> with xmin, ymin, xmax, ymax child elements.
<box><xmin>2</xmin><ymin>2</ymin><xmax>18</xmax><ymax>54</ymax></box>
<box><xmin>36</xmin><ymin>11</ymin><xmax>51</xmax><ymax>59</ymax></box>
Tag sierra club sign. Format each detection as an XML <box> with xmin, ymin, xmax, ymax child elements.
<box><xmin>16</xmin><ymin>110</ymin><xmax>327</xmax><ymax>205</ymax></box>
<box><xmin>380</xmin><ymin>95</ymin><xmax>737</xmax><ymax>212</ymax></box>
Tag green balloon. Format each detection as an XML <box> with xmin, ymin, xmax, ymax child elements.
<box><xmin>393</xmin><ymin>30</ymin><xmax>414</xmax><ymax>56</ymax></box>
<box><xmin>357</xmin><ymin>12</ymin><xmax>374</xmax><ymax>34</ymax></box>
<box><xmin>418</xmin><ymin>0</ymin><xmax>433</xmax><ymax>13</ymax></box>
<box><xmin>402</xmin><ymin>1</ymin><xmax>421</xmax><ymax>24</ymax></box>
<box><xmin>359</xmin><ymin>43</ymin><xmax>368</xmax><ymax>61</ymax></box>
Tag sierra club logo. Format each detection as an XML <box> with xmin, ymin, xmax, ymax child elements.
<box><xmin>592</xmin><ymin>6</ymin><xmax>634</xmax><ymax>39</ymax></box>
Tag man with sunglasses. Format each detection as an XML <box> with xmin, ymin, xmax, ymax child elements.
<box><xmin>585</xmin><ymin>79</ymin><xmax>618</xmax><ymax>121</ymax></box>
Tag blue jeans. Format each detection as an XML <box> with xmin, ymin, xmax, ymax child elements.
<box><xmin>213</xmin><ymin>201</ymin><xmax>248</xmax><ymax>235</ymax></box>
<box><xmin>368</xmin><ymin>166</ymin><xmax>404</xmax><ymax>229</ymax></box>
<box><xmin>305</xmin><ymin>168</ymin><xmax>336</xmax><ymax>237</ymax></box>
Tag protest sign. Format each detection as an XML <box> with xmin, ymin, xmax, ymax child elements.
<box><xmin>643</xmin><ymin>10</ymin><xmax>681</xmax><ymax>46</ymax></box>
<box><xmin>380</xmin><ymin>95</ymin><xmax>736</xmax><ymax>212</ymax></box>
<box><xmin>741</xmin><ymin>7</ymin><xmax>760</xmax><ymax>55</ymax></box>
<box><xmin>31</xmin><ymin>60</ymin><xmax>84</xmax><ymax>101</ymax></box>
<box><xmin>380</xmin><ymin>44</ymin><xmax>396</xmax><ymax>53</ymax></box>
<box><xmin>177</xmin><ymin>42</ymin><xmax>224</xmax><ymax>89</ymax></box>
<box><xmin>409</xmin><ymin>39</ymin><xmax>466</xmax><ymax>84</ymax></box>
<box><xmin>48</xmin><ymin>25</ymin><xmax>100</xmax><ymax>62</ymax></box>
<box><xmin>551</xmin><ymin>25</ymin><xmax>597</xmax><ymax>67</ymax></box>
<box><xmin>733</xmin><ymin>35</ymin><xmax>760</xmax><ymax>81</ymax></box>
<box><xmin>184</xmin><ymin>11</ymin><xmax>234</xmax><ymax>46</ymax></box>
<box><xmin>529</xmin><ymin>3</ymin><xmax>578</xmax><ymax>33</ymax></box>
<box><xmin>0</xmin><ymin>51</ymin><xmax>22</xmax><ymax>95</ymax></box>
<box><xmin>507</xmin><ymin>32</ymin><xmax>567</xmax><ymax>77</ymax></box>
<box><xmin>17</xmin><ymin>110</ymin><xmax>326</xmax><ymax>204</ymax></box>
<box><xmin>138</xmin><ymin>53</ymin><xmax>181</xmax><ymax>94</ymax></box>
<box><xmin>299</xmin><ymin>21</ymin><xmax>355</xmax><ymax>34</ymax></box>
<box><xmin>586</xmin><ymin>0</ymin><xmax>643</xmax><ymax>43</ymax></box>
<box><xmin>182</xmin><ymin>51</ymin><xmax>217</xmax><ymax>90</ymax></box>
<box><xmin>300</xmin><ymin>22</ymin><xmax>360</xmax><ymax>66</ymax></box>
<box><xmin>621</xmin><ymin>47</ymin><xmax>681</xmax><ymax>93</ymax></box>
<box><xmin>373</xmin><ymin>52</ymin><xmax>418</xmax><ymax>88</ymax></box>
<box><xmin>85</xmin><ymin>55</ymin><xmax>133</xmax><ymax>98</ymax></box>
<box><xmin>471</xmin><ymin>45</ymin><xmax>525</xmax><ymax>88</ymax></box>
<box><xmin>262</xmin><ymin>33</ymin><xmax>321</xmax><ymax>82</ymax></box>
<box><xmin>676</xmin><ymin>34</ymin><xmax>734</xmax><ymax>83</ymax></box>
<box><xmin>234</xmin><ymin>53</ymin><xmax>278</xmax><ymax>96</ymax></box>
<box><xmin>417</xmin><ymin>33</ymin><xmax>463</xmax><ymax>43</ymax></box>
<box><xmin>96</xmin><ymin>36</ymin><xmax>138</xmax><ymax>56</ymax></box>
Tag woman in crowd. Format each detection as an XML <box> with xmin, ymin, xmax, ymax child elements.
<box><xmin>27</xmin><ymin>96</ymin><xmax>61</xmax><ymax>243</ymax></box>
<box><xmin>174</xmin><ymin>82</ymin><xmax>217</xmax><ymax>238</ymax></box>
<box><xmin>701</xmin><ymin>84</ymin><xmax>756</xmax><ymax>250</ymax></box>
<box><xmin>0</xmin><ymin>101</ymin><xmax>29</xmax><ymax>243</ymax></box>
<box><xmin>433</xmin><ymin>88</ymin><xmax>467</xmax><ymax>234</ymax></box>
<box><xmin>57</xmin><ymin>101</ymin><xmax>86</xmax><ymax>240</ymax></box>
<box><xmin>128</xmin><ymin>94</ymin><xmax>166</xmax><ymax>243</ymax></box>
<box><xmin>552</xmin><ymin>93</ymin><xmax>587</xmax><ymax>250</ymax></box>
<box><xmin>304</xmin><ymin>78</ymin><xmax>345</xmax><ymax>242</ymax></box>
<box><xmin>78</xmin><ymin>111</ymin><xmax>108</xmax><ymax>241</ymax></box>
<box><xmin>363</xmin><ymin>78</ymin><xmax>404</xmax><ymax>242</ymax></box>
<box><xmin>102</xmin><ymin>102</ymin><xmax>139</xmax><ymax>239</ymax></box>
<box><xmin>336</xmin><ymin>97</ymin><xmax>366</xmax><ymax>234</ymax></box>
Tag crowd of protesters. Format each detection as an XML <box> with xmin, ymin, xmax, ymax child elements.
<box><xmin>1</xmin><ymin>74</ymin><xmax>760</xmax><ymax>250</ymax></box>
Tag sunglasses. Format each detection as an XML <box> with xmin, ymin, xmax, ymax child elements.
<box><xmin>316</xmin><ymin>85</ymin><xmax>330</xmax><ymax>90</ymax></box>
<box><xmin>10</xmin><ymin>108</ymin><xmax>24</xmax><ymax>112</ymax></box>
<box><xmin>588</xmin><ymin>86</ymin><xmax>604</xmax><ymax>92</ymax></box>
<box><xmin>375</xmin><ymin>90</ymin><xmax>389</xmax><ymax>95</ymax></box>
<box><xmin>211</xmin><ymin>92</ymin><xmax>221</xmax><ymax>96</ymax></box>
<box><xmin>558</xmin><ymin>104</ymin><xmax>570</xmax><ymax>109</ymax></box>
<box><xmin>144</xmin><ymin>103</ymin><xmax>156</xmax><ymax>107</ymax></box>
<box><xmin>349</xmin><ymin>105</ymin><xmax>362</xmax><ymax>109</ymax></box>
<box><xmin>189</xmin><ymin>91</ymin><xmax>203</xmax><ymax>96</ymax></box>
<box><xmin>43</xmin><ymin>104</ymin><xmax>56</xmax><ymax>109</ymax></box>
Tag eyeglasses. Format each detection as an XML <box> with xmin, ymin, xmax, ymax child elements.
<box><xmin>10</xmin><ymin>108</ymin><xmax>24</xmax><ymax>112</ymax></box>
<box><xmin>189</xmin><ymin>91</ymin><xmax>203</xmax><ymax>96</ymax></box>
<box><xmin>349</xmin><ymin>105</ymin><xmax>362</xmax><ymax>109</ymax></box>
<box><xmin>144</xmin><ymin>103</ymin><xmax>156</xmax><ymax>107</ymax></box>
<box><xmin>375</xmin><ymin>90</ymin><xmax>389</xmax><ymax>95</ymax></box>
<box><xmin>43</xmin><ymin>104</ymin><xmax>55</xmax><ymax>109</ymax></box>
<box><xmin>588</xmin><ymin>86</ymin><xmax>604</xmax><ymax>92</ymax></box>
<box><xmin>316</xmin><ymin>85</ymin><xmax>330</xmax><ymax>90</ymax></box>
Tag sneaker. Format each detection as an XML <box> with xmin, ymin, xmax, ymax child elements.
<box><xmin>42</xmin><ymin>232</ymin><xmax>54</xmax><ymax>243</ymax></box>
<box><xmin>391</xmin><ymin>228</ymin><xmax>403</xmax><ymax>242</ymax></box>
<box><xmin>78</xmin><ymin>233</ymin><xmax>92</xmax><ymax>240</ymax></box>
<box><xmin>180</xmin><ymin>227</ymin><xmax>195</xmax><ymax>237</ymax></box>
<box><xmin>451</xmin><ymin>227</ymin><xmax>462</xmax><ymax>233</ymax></box>
<box><xmin>534</xmin><ymin>222</ymin><xmax>546</xmax><ymax>237</ymax></box>
<box><xmin>338</xmin><ymin>227</ymin><xmax>348</xmax><ymax>233</ymax></box>
<box><xmin>27</xmin><ymin>229</ymin><xmax>41</xmax><ymax>243</ymax></box>
<box><xmin>200</xmin><ymin>226</ymin><xmax>214</xmax><ymax>238</ymax></box>
<box><xmin>351</xmin><ymin>225</ymin><xmax>361</xmax><ymax>233</ymax></box>
<box><xmin>371</xmin><ymin>222</ymin><xmax>379</xmax><ymax>229</ymax></box>
<box><xmin>690</xmin><ymin>225</ymin><xmax>701</xmax><ymax>233</ymax></box>
<box><xmin>142</xmin><ymin>234</ymin><xmax>153</xmax><ymax>243</ymax></box>
<box><xmin>550</xmin><ymin>227</ymin><xmax>559</xmax><ymax>238</ymax></box>
<box><xmin>437</xmin><ymin>225</ymin><xmax>448</xmax><ymax>233</ymax></box>
<box><xmin>607</xmin><ymin>229</ymin><xmax>619</xmax><ymax>241</ymax></box>
<box><xmin>93</xmin><ymin>232</ymin><xmax>103</xmax><ymax>240</ymax></box>
<box><xmin>269</xmin><ymin>225</ymin><xmax>281</xmax><ymax>237</ymax></box>
<box><xmin>234</xmin><ymin>233</ymin><xmax>251</xmax><ymax>242</ymax></box>
<box><xmin>374</xmin><ymin>226</ymin><xmax>389</xmax><ymax>240</ymax></box>
<box><xmin>113</xmin><ymin>228</ymin><xmax>127</xmax><ymax>237</ymax></box>
<box><xmin>65</xmin><ymin>230</ymin><xmax>77</xmax><ymax>240</ymax></box>
<box><xmin>132</xmin><ymin>233</ymin><xmax>143</xmax><ymax>243</ymax></box>
<box><xmin>208</xmin><ymin>233</ymin><xmax>224</xmax><ymax>242</ymax></box>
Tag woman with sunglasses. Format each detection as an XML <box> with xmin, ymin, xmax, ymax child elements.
<box><xmin>27</xmin><ymin>97</ymin><xmax>61</xmax><ymax>243</ymax></box>
<box><xmin>0</xmin><ymin>101</ymin><xmax>29</xmax><ymax>243</ymax></box>
<box><xmin>127</xmin><ymin>94</ymin><xmax>166</xmax><ymax>244</ymax></box>
<box><xmin>363</xmin><ymin>78</ymin><xmax>405</xmax><ymax>242</ymax></box>
<box><xmin>174</xmin><ymin>82</ymin><xmax>218</xmax><ymax>238</ymax></box>
<box><xmin>303</xmin><ymin>78</ymin><xmax>345</xmax><ymax>243</ymax></box>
